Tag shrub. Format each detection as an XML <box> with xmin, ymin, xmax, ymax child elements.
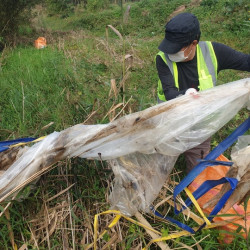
<box><xmin>0</xmin><ymin>0</ymin><xmax>39</xmax><ymax>44</ymax></box>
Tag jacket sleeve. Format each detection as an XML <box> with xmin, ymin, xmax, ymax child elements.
<box><xmin>156</xmin><ymin>55</ymin><xmax>186</xmax><ymax>100</ymax></box>
<box><xmin>212</xmin><ymin>42</ymin><xmax>250</xmax><ymax>72</ymax></box>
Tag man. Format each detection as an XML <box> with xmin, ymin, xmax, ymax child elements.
<box><xmin>156</xmin><ymin>12</ymin><xmax>250</xmax><ymax>172</ymax></box>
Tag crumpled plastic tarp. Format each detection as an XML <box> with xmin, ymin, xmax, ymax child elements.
<box><xmin>0</xmin><ymin>78</ymin><xmax>249</xmax><ymax>216</ymax></box>
<box><xmin>204</xmin><ymin>135</ymin><xmax>250</xmax><ymax>212</ymax></box>
<box><xmin>34</xmin><ymin>37</ymin><xmax>47</xmax><ymax>49</ymax></box>
<box><xmin>188</xmin><ymin>136</ymin><xmax>250</xmax><ymax>244</ymax></box>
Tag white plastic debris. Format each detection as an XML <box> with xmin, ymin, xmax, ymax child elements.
<box><xmin>0</xmin><ymin>78</ymin><xmax>249</xmax><ymax>215</ymax></box>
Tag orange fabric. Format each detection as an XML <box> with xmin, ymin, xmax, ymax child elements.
<box><xmin>34</xmin><ymin>37</ymin><xmax>47</xmax><ymax>49</ymax></box>
<box><xmin>188</xmin><ymin>155</ymin><xmax>250</xmax><ymax>244</ymax></box>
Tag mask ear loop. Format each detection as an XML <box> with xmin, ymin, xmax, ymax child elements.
<box><xmin>183</xmin><ymin>44</ymin><xmax>193</xmax><ymax>60</ymax></box>
<box><xmin>186</xmin><ymin>46</ymin><xmax>193</xmax><ymax>58</ymax></box>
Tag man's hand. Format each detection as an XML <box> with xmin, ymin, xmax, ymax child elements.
<box><xmin>185</xmin><ymin>88</ymin><xmax>199</xmax><ymax>98</ymax></box>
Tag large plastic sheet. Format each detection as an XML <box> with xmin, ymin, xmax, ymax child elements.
<box><xmin>0</xmin><ymin>78</ymin><xmax>249</xmax><ymax>215</ymax></box>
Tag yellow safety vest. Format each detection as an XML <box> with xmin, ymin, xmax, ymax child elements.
<box><xmin>157</xmin><ymin>41</ymin><xmax>218</xmax><ymax>101</ymax></box>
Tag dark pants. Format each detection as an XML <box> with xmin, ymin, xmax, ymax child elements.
<box><xmin>184</xmin><ymin>138</ymin><xmax>211</xmax><ymax>173</ymax></box>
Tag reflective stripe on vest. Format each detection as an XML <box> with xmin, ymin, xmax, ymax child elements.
<box><xmin>157</xmin><ymin>41</ymin><xmax>218</xmax><ymax>101</ymax></box>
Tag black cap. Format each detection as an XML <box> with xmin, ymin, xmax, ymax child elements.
<box><xmin>158</xmin><ymin>13</ymin><xmax>200</xmax><ymax>54</ymax></box>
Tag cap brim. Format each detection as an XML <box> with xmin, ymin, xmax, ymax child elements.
<box><xmin>158</xmin><ymin>38</ymin><xmax>184</xmax><ymax>54</ymax></box>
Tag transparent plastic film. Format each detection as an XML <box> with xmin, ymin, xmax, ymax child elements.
<box><xmin>108</xmin><ymin>153</ymin><xmax>178</xmax><ymax>216</ymax></box>
<box><xmin>0</xmin><ymin>78</ymin><xmax>249</xmax><ymax>214</ymax></box>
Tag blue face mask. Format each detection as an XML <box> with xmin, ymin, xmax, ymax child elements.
<box><xmin>168</xmin><ymin>45</ymin><xmax>192</xmax><ymax>62</ymax></box>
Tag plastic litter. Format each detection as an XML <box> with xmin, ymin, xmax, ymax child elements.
<box><xmin>203</xmin><ymin>135</ymin><xmax>250</xmax><ymax>212</ymax></box>
<box><xmin>188</xmin><ymin>145</ymin><xmax>250</xmax><ymax>244</ymax></box>
<box><xmin>34</xmin><ymin>37</ymin><xmax>47</xmax><ymax>49</ymax></box>
<box><xmin>0</xmin><ymin>78</ymin><xmax>249</xmax><ymax>216</ymax></box>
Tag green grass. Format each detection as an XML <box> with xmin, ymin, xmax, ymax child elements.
<box><xmin>0</xmin><ymin>0</ymin><xmax>250</xmax><ymax>248</ymax></box>
<box><xmin>0</xmin><ymin>47</ymin><xmax>80</xmax><ymax>138</ymax></box>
